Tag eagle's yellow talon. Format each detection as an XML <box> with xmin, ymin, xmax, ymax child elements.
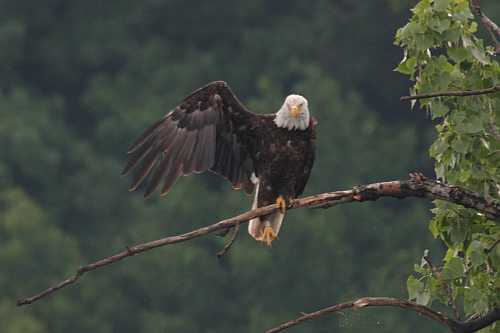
<box><xmin>276</xmin><ymin>195</ymin><xmax>287</xmax><ymax>214</ymax></box>
<box><xmin>257</xmin><ymin>226</ymin><xmax>278</xmax><ymax>246</ymax></box>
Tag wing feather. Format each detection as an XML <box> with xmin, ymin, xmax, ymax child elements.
<box><xmin>143</xmin><ymin>129</ymin><xmax>187</xmax><ymax>196</ymax></box>
<box><xmin>127</xmin><ymin>117</ymin><xmax>166</xmax><ymax>153</ymax></box>
<box><xmin>129</xmin><ymin>144</ymin><xmax>163</xmax><ymax>191</ymax></box>
<box><xmin>144</xmin><ymin>156</ymin><xmax>170</xmax><ymax>196</ymax></box>
<box><xmin>179</xmin><ymin>131</ymin><xmax>198</xmax><ymax>174</ymax></box>
<box><xmin>193</xmin><ymin>125</ymin><xmax>213</xmax><ymax>172</ymax></box>
<box><xmin>121</xmin><ymin>138</ymin><xmax>155</xmax><ymax>175</ymax></box>
<box><xmin>183</xmin><ymin>131</ymin><xmax>202</xmax><ymax>175</ymax></box>
<box><xmin>123</xmin><ymin>81</ymin><xmax>258</xmax><ymax>196</ymax></box>
<box><xmin>160</xmin><ymin>166</ymin><xmax>182</xmax><ymax>196</ymax></box>
<box><xmin>232</xmin><ymin>143</ymin><xmax>242</xmax><ymax>183</ymax></box>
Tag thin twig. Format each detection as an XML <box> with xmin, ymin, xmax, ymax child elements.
<box><xmin>216</xmin><ymin>223</ymin><xmax>241</xmax><ymax>258</ymax></box>
<box><xmin>400</xmin><ymin>86</ymin><xmax>500</xmax><ymax>101</ymax></box>
<box><xmin>470</xmin><ymin>0</ymin><xmax>500</xmax><ymax>53</ymax></box>
<box><xmin>424</xmin><ymin>254</ymin><xmax>460</xmax><ymax>320</ymax></box>
<box><xmin>423</xmin><ymin>254</ymin><xmax>435</xmax><ymax>271</ymax></box>
<box><xmin>265</xmin><ymin>297</ymin><xmax>500</xmax><ymax>333</ymax></box>
<box><xmin>16</xmin><ymin>174</ymin><xmax>500</xmax><ymax>306</ymax></box>
<box><xmin>486</xmin><ymin>238</ymin><xmax>500</xmax><ymax>253</ymax></box>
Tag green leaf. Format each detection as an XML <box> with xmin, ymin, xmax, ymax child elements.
<box><xmin>431</xmin><ymin>102</ymin><xmax>449</xmax><ymax>119</ymax></box>
<box><xmin>407</xmin><ymin>275</ymin><xmax>431</xmax><ymax>305</ymax></box>
<box><xmin>442</xmin><ymin>257</ymin><xmax>464</xmax><ymax>280</ymax></box>
<box><xmin>456</xmin><ymin>115</ymin><xmax>483</xmax><ymax>134</ymax></box>
<box><xmin>470</xmin><ymin>47</ymin><xmax>490</xmax><ymax>65</ymax></box>
<box><xmin>396</xmin><ymin>21</ymin><xmax>425</xmax><ymax>42</ymax></box>
<box><xmin>429</xmin><ymin>138</ymin><xmax>449</xmax><ymax>158</ymax></box>
<box><xmin>434</xmin><ymin>0</ymin><xmax>451</xmax><ymax>12</ymax></box>
<box><xmin>416</xmin><ymin>288</ymin><xmax>432</xmax><ymax>306</ymax></box>
<box><xmin>429</xmin><ymin>17</ymin><xmax>451</xmax><ymax>34</ymax></box>
<box><xmin>429</xmin><ymin>217</ymin><xmax>441</xmax><ymax>238</ymax></box>
<box><xmin>443</xmin><ymin>28</ymin><xmax>461</xmax><ymax>43</ymax></box>
<box><xmin>451</xmin><ymin>136</ymin><xmax>470</xmax><ymax>154</ymax></box>
<box><xmin>429</xmin><ymin>276</ymin><xmax>450</xmax><ymax>303</ymax></box>
<box><xmin>448</xmin><ymin>47</ymin><xmax>469</xmax><ymax>64</ymax></box>
<box><xmin>395</xmin><ymin>57</ymin><xmax>417</xmax><ymax>75</ymax></box>
<box><xmin>462</xmin><ymin>35</ymin><xmax>474</xmax><ymax>48</ymax></box>
<box><xmin>453</xmin><ymin>3</ymin><xmax>474</xmax><ymax>21</ymax></box>
<box><xmin>464</xmin><ymin>288</ymin><xmax>489</xmax><ymax>315</ymax></box>
<box><xmin>492</xmin><ymin>246</ymin><xmax>500</xmax><ymax>277</ymax></box>
<box><xmin>462</xmin><ymin>36</ymin><xmax>490</xmax><ymax>64</ymax></box>
<box><xmin>415</xmin><ymin>34</ymin><xmax>435</xmax><ymax>50</ymax></box>
<box><xmin>480</xmin><ymin>138</ymin><xmax>490</xmax><ymax>150</ymax></box>
<box><xmin>450</xmin><ymin>110</ymin><xmax>466</xmax><ymax>124</ymax></box>
<box><xmin>435</xmin><ymin>163</ymin><xmax>446</xmax><ymax>180</ymax></box>
<box><xmin>407</xmin><ymin>275</ymin><xmax>423</xmax><ymax>300</ymax></box>
<box><xmin>466</xmin><ymin>240</ymin><xmax>486</xmax><ymax>268</ymax></box>
<box><xmin>458</xmin><ymin>169</ymin><xmax>472</xmax><ymax>183</ymax></box>
<box><xmin>450</xmin><ymin>221</ymin><xmax>467</xmax><ymax>243</ymax></box>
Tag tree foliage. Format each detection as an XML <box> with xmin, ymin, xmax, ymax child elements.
<box><xmin>395</xmin><ymin>0</ymin><xmax>499</xmax><ymax>329</ymax></box>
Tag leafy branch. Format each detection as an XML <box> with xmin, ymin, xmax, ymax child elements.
<box><xmin>265</xmin><ymin>297</ymin><xmax>500</xmax><ymax>333</ymax></box>
<box><xmin>396</xmin><ymin>1</ymin><xmax>500</xmax><ymax>326</ymax></box>
<box><xmin>422</xmin><ymin>254</ymin><xmax>460</xmax><ymax>320</ymax></box>
<box><xmin>16</xmin><ymin>173</ymin><xmax>499</xmax><ymax>306</ymax></box>
<box><xmin>400</xmin><ymin>85</ymin><xmax>500</xmax><ymax>101</ymax></box>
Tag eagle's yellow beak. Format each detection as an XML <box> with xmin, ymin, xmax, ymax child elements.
<box><xmin>290</xmin><ymin>105</ymin><xmax>301</xmax><ymax>118</ymax></box>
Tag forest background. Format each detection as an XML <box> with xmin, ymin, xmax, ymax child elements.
<box><xmin>1</xmin><ymin>1</ymin><xmax>499</xmax><ymax>332</ymax></box>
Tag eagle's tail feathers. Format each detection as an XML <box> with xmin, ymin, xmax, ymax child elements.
<box><xmin>247</xmin><ymin>175</ymin><xmax>285</xmax><ymax>243</ymax></box>
<box><xmin>267</xmin><ymin>211</ymin><xmax>285</xmax><ymax>236</ymax></box>
<box><xmin>248</xmin><ymin>175</ymin><xmax>261</xmax><ymax>239</ymax></box>
<box><xmin>248</xmin><ymin>217</ymin><xmax>262</xmax><ymax>240</ymax></box>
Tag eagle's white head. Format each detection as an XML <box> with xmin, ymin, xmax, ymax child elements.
<box><xmin>274</xmin><ymin>94</ymin><xmax>310</xmax><ymax>131</ymax></box>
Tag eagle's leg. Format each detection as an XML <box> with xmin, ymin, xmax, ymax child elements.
<box><xmin>256</xmin><ymin>195</ymin><xmax>287</xmax><ymax>246</ymax></box>
<box><xmin>259</xmin><ymin>222</ymin><xmax>278</xmax><ymax>246</ymax></box>
<box><xmin>276</xmin><ymin>195</ymin><xmax>287</xmax><ymax>214</ymax></box>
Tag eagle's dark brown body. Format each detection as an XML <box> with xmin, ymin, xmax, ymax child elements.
<box><xmin>123</xmin><ymin>81</ymin><xmax>316</xmax><ymax>243</ymax></box>
<box><xmin>245</xmin><ymin>117</ymin><xmax>315</xmax><ymax>207</ymax></box>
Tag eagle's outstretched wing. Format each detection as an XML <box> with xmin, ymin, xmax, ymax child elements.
<box><xmin>122</xmin><ymin>81</ymin><xmax>258</xmax><ymax>197</ymax></box>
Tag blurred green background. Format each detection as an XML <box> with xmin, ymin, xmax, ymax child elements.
<box><xmin>1</xmin><ymin>1</ymin><xmax>498</xmax><ymax>332</ymax></box>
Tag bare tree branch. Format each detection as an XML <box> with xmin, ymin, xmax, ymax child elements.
<box><xmin>265</xmin><ymin>297</ymin><xmax>453</xmax><ymax>333</ymax></box>
<box><xmin>423</xmin><ymin>253</ymin><xmax>460</xmax><ymax>320</ymax></box>
<box><xmin>216</xmin><ymin>223</ymin><xmax>241</xmax><ymax>258</ymax></box>
<box><xmin>265</xmin><ymin>297</ymin><xmax>500</xmax><ymax>333</ymax></box>
<box><xmin>16</xmin><ymin>174</ymin><xmax>500</xmax><ymax>306</ymax></box>
<box><xmin>486</xmin><ymin>238</ymin><xmax>500</xmax><ymax>253</ymax></box>
<box><xmin>400</xmin><ymin>86</ymin><xmax>500</xmax><ymax>101</ymax></box>
<box><xmin>470</xmin><ymin>0</ymin><xmax>500</xmax><ymax>53</ymax></box>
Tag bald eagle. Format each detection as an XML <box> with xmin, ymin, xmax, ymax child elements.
<box><xmin>122</xmin><ymin>81</ymin><xmax>316</xmax><ymax>246</ymax></box>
